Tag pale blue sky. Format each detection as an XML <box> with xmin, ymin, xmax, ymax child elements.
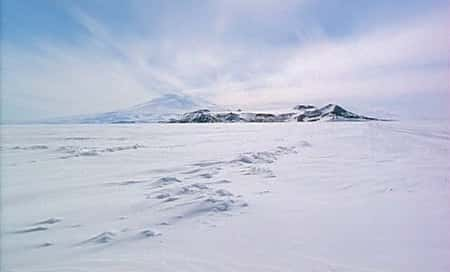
<box><xmin>1</xmin><ymin>0</ymin><xmax>449</xmax><ymax>121</ymax></box>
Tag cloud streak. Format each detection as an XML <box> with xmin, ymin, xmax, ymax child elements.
<box><xmin>1</xmin><ymin>0</ymin><xmax>448</xmax><ymax>121</ymax></box>
<box><xmin>217</xmin><ymin>10</ymin><xmax>448</xmax><ymax>106</ymax></box>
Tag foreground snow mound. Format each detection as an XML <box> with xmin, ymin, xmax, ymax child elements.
<box><xmin>82</xmin><ymin>232</ymin><xmax>116</xmax><ymax>244</ymax></box>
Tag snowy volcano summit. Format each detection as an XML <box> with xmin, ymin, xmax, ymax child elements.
<box><xmin>46</xmin><ymin>95</ymin><xmax>384</xmax><ymax>124</ymax></box>
<box><xmin>127</xmin><ymin>94</ymin><xmax>219</xmax><ymax>114</ymax></box>
<box><xmin>46</xmin><ymin>94</ymin><xmax>221</xmax><ymax>124</ymax></box>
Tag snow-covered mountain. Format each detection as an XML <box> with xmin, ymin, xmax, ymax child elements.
<box><xmin>45</xmin><ymin>94</ymin><xmax>384</xmax><ymax>124</ymax></box>
<box><xmin>46</xmin><ymin>94</ymin><xmax>221</xmax><ymax>124</ymax></box>
<box><xmin>296</xmin><ymin>104</ymin><xmax>380</xmax><ymax>122</ymax></box>
<box><xmin>170</xmin><ymin>104</ymin><xmax>383</xmax><ymax>123</ymax></box>
<box><xmin>126</xmin><ymin>94</ymin><xmax>219</xmax><ymax>114</ymax></box>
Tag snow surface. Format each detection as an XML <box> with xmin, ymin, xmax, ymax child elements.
<box><xmin>1</xmin><ymin>121</ymin><xmax>449</xmax><ymax>272</ymax></box>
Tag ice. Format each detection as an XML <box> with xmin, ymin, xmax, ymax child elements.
<box><xmin>1</xmin><ymin>121</ymin><xmax>449</xmax><ymax>272</ymax></box>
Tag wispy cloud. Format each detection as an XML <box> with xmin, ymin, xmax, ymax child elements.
<box><xmin>1</xmin><ymin>0</ymin><xmax>448</xmax><ymax>121</ymax></box>
<box><xmin>215</xmin><ymin>10</ymin><xmax>449</xmax><ymax>106</ymax></box>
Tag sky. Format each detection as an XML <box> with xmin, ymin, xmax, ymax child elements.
<box><xmin>1</xmin><ymin>0</ymin><xmax>449</xmax><ymax>122</ymax></box>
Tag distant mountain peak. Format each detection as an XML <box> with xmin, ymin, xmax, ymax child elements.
<box><xmin>320</xmin><ymin>104</ymin><xmax>347</xmax><ymax>114</ymax></box>
<box><xmin>44</xmin><ymin>94</ymin><xmax>221</xmax><ymax>124</ymax></box>
<box><xmin>127</xmin><ymin>93</ymin><xmax>218</xmax><ymax>114</ymax></box>
<box><xmin>44</xmin><ymin>97</ymin><xmax>384</xmax><ymax>124</ymax></box>
<box><xmin>317</xmin><ymin>104</ymin><xmax>378</xmax><ymax>121</ymax></box>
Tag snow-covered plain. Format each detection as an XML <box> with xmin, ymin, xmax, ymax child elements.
<box><xmin>1</xmin><ymin>121</ymin><xmax>449</xmax><ymax>272</ymax></box>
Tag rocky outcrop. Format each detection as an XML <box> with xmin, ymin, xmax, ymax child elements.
<box><xmin>169</xmin><ymin>104</ymin><xmax>382</xmax><ymax>123</ymax></box>
<box><xmin>293</xmin><ymin>104</ymin><xmax>316</xmax><ymax>111</ymax></box>
<box><xmin>318</xmin><ymin>104</ymin><xmax>378</xmax><ymax>121</ymax></box>
<box><xmin>175</xmin><ymin>109</ymin><xmax>220</xmax><ymax>123</ymax></box>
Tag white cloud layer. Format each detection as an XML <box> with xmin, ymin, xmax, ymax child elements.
<box><xmin>1</xmin><ymin>1</ymin><xmax>448</xmax><ymax>121</ymax></box>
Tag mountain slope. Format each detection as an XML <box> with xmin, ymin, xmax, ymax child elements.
<box><xmin>126</xmin><ymin>94</ymin><xmax>218</xmax><ymax>114</ymax></box>
<box><xmin>46</xmin><ymin>96</ymin><xmax>384</xmax><ymax>124</ymax></box>
<box><xmin>170</xmin><ymin>104</ymin><xmax>383</xmax><ymax>123</ymax></box>
<box><xmin>318</xmin><ymin>104</ymin><xmax>378</xmax><ymax>121</ymax></box>
<box><xmin>46</xmin><ymin>94</ymin><xmax>220</xmax><ymax>124</ymax></box>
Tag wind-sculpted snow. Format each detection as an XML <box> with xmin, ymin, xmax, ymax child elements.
<box><xmin>8</xmin><ymin>143</ymin><xmax>147</xmax><ymax>161</ymax></box>
<box><xmin>11</xmin><ymin>145</ymin><xmax>49</xmax><ymax>150</ymax></box>
<box><xmin>55</xmin><ymin>144</ymin><xmax>146</xmax><ymax>158</ymax></box>
<box><xmin>13</xmin><ymin>226</ymin><xmax>49</xmax><ymax>234</ymax></box>
<box><xmin>136</xmin><ymin>145</ymin><xmax>299</xmax><ymax>226</ymax></box>
<box><xmin>1</xmin><ymin>122</ymin><xmax>449</xmax><ymax>272</ymax></box>
<box><xmin>4</xmin><ymin>140</ymin><xmax>298</xmax><ymax>254</ymax></box>
<box><xmin>82</xmin><ymin>231</ymin><xmax>117</xmax><ymax>244</ymax></box>
<box><xmin>33</xmin><ymin>218</ymin><xmax>63</xmax><ymax>225</ymax></box>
